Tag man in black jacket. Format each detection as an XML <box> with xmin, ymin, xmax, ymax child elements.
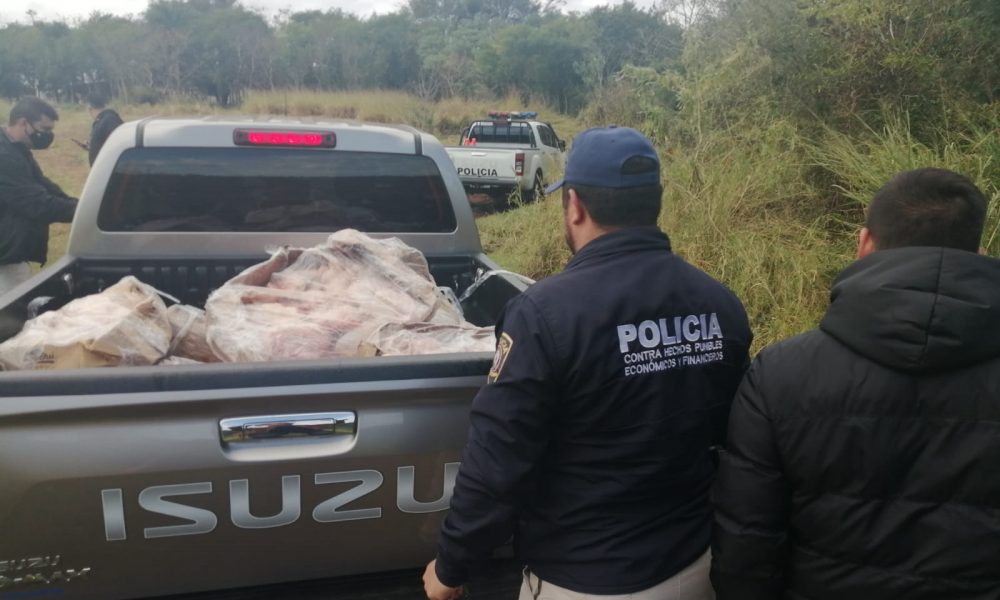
<box><xmin>84</xmin><ymin>94</ymin><xmax>123</xmax><ymax>166</ymax></box>
<box><xmin>0</xmin><ymin>97</ymin><xmax>78</xmax><ymax>294</ymax></box>
<box><xmin>424</xmin><ymin>126</ymin><xmax>752</xmax><ymax>600</ymax></box>
<box><xmin>711</xmin><ymin>168</ymin><xmax>1000</xmax><ymax>599</ymax></box>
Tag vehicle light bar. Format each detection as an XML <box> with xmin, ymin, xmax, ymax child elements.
<box><xmin>487</xmin><ymin>111</ymin><xmax>538</xmax><ymax>119</ymax></box>
<box><xmin>233</xmin><ymin>129</ymin><xmax>337</xmax><ymax>148</ymax></box>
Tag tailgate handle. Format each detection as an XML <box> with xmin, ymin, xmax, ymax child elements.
<box><xmin>220</xmin><ymin>412</ymin><xmax>356</xmax><ymax>444</ymax></box>
<box><xmin>471</xmin><ymin>152</ymin><xmax>488</xmax><ymax>156</ymax></box>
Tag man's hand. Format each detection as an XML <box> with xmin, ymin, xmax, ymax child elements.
<box><xmin>423</xmin><ymin>559</ymin><xmax>463</xmax><ymax>600</ymax></box>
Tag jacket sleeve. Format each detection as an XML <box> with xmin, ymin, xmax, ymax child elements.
<box><xmin>0</xmin><ymin>152</ymin><xmax>77</xmax><ymax>223</ymax></box>
<box><xmin>435</xmin><ymin>294</ymin><xmax>560</xmax><ymax>587</ymax></box>
<box><xmin>710</xmin><ymin>356</ymin><xmax>789</xmax><ymax>599</ymax></box>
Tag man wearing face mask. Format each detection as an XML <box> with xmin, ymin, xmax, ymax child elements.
<box><xmin>0</xmin><ymin>97</ymin><xmax>78</xmax><ymax>294</ymax></box>
<box><xmin>424</xmin><ymin>127</ymin><xmax>752</xmax><ymax>600</ymax></box>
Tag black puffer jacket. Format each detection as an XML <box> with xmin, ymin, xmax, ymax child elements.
<box><xmin>711</xmin><ymin>247</ymin><xmax>1000</xmax><ymax>600</ymax></box>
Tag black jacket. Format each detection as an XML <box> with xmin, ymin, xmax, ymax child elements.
<box><xmin>89</xmin><ymin>108</ymin><xmax>123</xmax><ymax>165</ymax></box>
<box><xmin>0</xmin><ymin>130</ymin><xmax>77</xmax><ymax>265</ymax></box>
<box><xmin>711</xmin><ymin>247</ymin><xmax>1000</xmax><ymax>600</ymax></box>
<box><xmin>437</xmin><ymin>227</ymin><xmax>752</xmax><ymax>594</ymax></box>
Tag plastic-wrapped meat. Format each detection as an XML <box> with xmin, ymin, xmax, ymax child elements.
<box><xmin>166</xmin><ymin>305</ymin><xmax>220</xmax><ymax>363</ymax></box>
<box><xmin>205</xmin><ymin>229</ymin><xmax>465</xmax><ymax>362</ymax></box>
<box><xmin>358</xmin><ymin>323</ymin><xmax>496</xmax><ymax>357</ymax></box>
<box><xmin>0</xmin><ymin>276</ymin><xmax>172</xmax><ymax>370</ymax></box>
<box><xmin>158</xmin><ymin>356</ymin><xmax>204</xmax><ymax>366</ymax></box>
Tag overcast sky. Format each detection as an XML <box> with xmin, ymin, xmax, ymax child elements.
<box><xmin>5</xmin><ymin>0</ymin><xmax>655</xmax><ymax>23</ymax></box>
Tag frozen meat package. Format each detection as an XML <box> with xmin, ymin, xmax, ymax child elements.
<box><xmin>0</xmin><ymin>276</ymin><xmax>173</xmax><ymax>370</ymax></box>
<box><xmin>205</xmin><ymin>229</ymin><xmax>495</xmax><ymax>362</ymax></box>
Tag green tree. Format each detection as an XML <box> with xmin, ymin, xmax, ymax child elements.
<box><xmin>477</xmin><ymin>18</ymin><xmax>595</xmax><ymax>112</ymax></box>
<box><xmin>408</xmin><ymin>0</ymin><xmax>540</xmax><ymax>22</ymax></box>
<box><xmin>584</xmin><ymin>2</ymin><xmax>683</xmax><ymax>86</ymax></box>
<box><xmin>77</xmin><ymin>14</ymin><xmax>154</xmax><ymax>102</ymax></box>
<box><xmin>415</xmin><ymin>21</ymin><xmax>485</xmax><ymax>99</ymax></box>
<box><xmin>681</xmin><ymin>0</ymin><xmax>1000</xmax><ymax>134</ymax></box>
<box><xmin>145</xmin><ymin>0</ymin><xmax>272</xmax><ymax>105</ymax></box>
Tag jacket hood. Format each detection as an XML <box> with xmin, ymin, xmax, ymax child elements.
<box><xmin>820</xmin><ymin>247</ymin><xmax>1000</xmax><ymax>372</ymax></box>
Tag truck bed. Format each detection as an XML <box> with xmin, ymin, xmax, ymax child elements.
<box><xmin>0</xmin><ymin>253</ymin><xmax>525</xmax><ymax>600</ymax></box>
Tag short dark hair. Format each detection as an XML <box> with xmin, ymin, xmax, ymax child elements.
<box><xmin>563</xmin><ymin>183</ymin><xmax>662</xmax><ymax>228</ymax></box>
<box><xmin>866</xmin><ymin>168</ymin><xmax>987</xmax><ymax>252</ymax></box>
<box><xmin>87</xmin><ymin>93</ymin><xmax>108</xmax><ymax>110</ymax></box>
<box><xmin>9</xmin><ymin>96</ymin><xmax>59</xmax><ymax>126</ymax></box>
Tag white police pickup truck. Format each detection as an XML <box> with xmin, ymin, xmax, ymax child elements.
<box><xmin>445</xmin><ymin>112</ymin><xmax>565</xmax><ymax>206</ymax></box>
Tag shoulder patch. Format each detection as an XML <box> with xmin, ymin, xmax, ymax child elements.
<box><xmin>487</xmin><ymin>333</ymin><xmax>514</xmax><ymax>384</ymax></box>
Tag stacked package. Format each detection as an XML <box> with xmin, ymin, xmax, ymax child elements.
<box><xmin>0</xmin><ymin>230</ymin><xmax>496</xmax><ymax>369</ymax></box>
<box><xmin>0</xmin><ymin>276</ymin><xmax>173</xmax><ymax>370</ymax></box>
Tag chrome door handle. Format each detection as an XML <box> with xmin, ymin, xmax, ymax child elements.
<box><xmin>220</xmin><ymin>412</ymin><xmax>356</xmax><ymax>444</ymax></box>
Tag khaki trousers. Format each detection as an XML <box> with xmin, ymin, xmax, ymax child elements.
<box><xmin>519</xmin><ymin>550</ymin><xmax>713</xmax><ymax>600</ymax></box>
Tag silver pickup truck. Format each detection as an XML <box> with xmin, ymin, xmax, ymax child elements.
<box><xmin>0</xmin><ymin>117</ymin><xmax>528</xmax><ymax>600</ymax></box>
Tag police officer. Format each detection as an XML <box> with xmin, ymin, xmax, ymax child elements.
<box><xmin>423</xmin><ymin>126</ymin><xmax>752</xmax><ymax>600</ymax></box>
<box><xmin>0</xmin><ymin>97</ymin><xmax>77</xmax><ymax>294</ymax></box>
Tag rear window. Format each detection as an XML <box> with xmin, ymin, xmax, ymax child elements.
<box><xmin>468</xmin><ymin>122</ymin><xmax>534</xmax><ymax>145</ymax></box>
<box><xmin>98</xmin><ymin>148</ymin><xmax>457</xmax><ymax>233</ymax></box>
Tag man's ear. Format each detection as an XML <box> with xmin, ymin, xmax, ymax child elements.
<box><xmin>857</xmin><ymin>227</ymin><xmax>878</xmax><ymax>259</ymax></box>
<box><xmin>566</xmin><ymin>188</ymin><xmax>588</xmax><ymax>226</ymax></box>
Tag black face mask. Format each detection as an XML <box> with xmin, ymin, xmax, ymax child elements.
<box><xmin>27</xmin><ymin>123</ymin><xmax>54</xmax><ymax>150</ymax></box>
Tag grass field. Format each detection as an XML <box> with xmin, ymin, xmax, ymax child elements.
<box><xmin>4</xmin><ymin>91</ymin><xmax>996</xmax><ymax>352</ymax></box>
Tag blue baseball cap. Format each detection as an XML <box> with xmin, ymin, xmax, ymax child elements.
<box><xmin>545</xmin><ymin>126</ymin><xmax>660</xmax><ymax>194</ymax></box>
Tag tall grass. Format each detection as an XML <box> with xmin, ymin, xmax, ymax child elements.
<box><xmin>241</xmin><ymin>89</ymin><xmax>435</xmax><ymax>129</ymax></box>
<box><xmin>239</xmin><ymin>89</ymin><xmax>583</xmax><ymax>141</ymax></box>
<box><xmin>478</xmin><ymin>195</ymin><xmax>571</xmax><ymax>280</ymax></box>
<box><xmin>479</xmin><ymin>110</ymin><xmax>1000</xmax><ymax>351</ymax></box>
<box><xmin>813</xmin><ymin>107</ymin><xmax>1000</xmax><ymax>255</ymax></box>
<box><xmin>660</xmin><ymin>121</ymin><xmax>852</xmax><ymax>349</ymax></box>
<box><xmin>479</xmin><ymin>118</ymin><xmax>853</xmax><ymax>351</ymax></box>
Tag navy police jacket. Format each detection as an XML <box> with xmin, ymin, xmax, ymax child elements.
<box><xmin>436</xmin><ymin>226</ymin><xmax>752</xmax><ymax>594</ymax></box>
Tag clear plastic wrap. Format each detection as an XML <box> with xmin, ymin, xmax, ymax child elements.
<box><xmin>358</xmin><ymin>322</ymin><xmax>495</xmax><ymax>357</ymax></box>
<box><xmin>205</xmin><ymin>229</ymin><xmax>468</xmax><ymax>362</ymax></box>
<box><xmin>458</xmin><ymin>269</ymin><xmax>535</xmax><ymax>303</ymax></box>
<box><xmin>158</xmin><ymin>355</ymin><xmax>204</xmax><ymax>367</ymax></box>
<box><xmin>166</xmin><ymin>305</ymin><xmax>220</xmax><ymax>363</ymax></box>
<box><xmin>0</xmin><ymin>276</ymin><xmax>172</xmax><ymax>370</ymax></box>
